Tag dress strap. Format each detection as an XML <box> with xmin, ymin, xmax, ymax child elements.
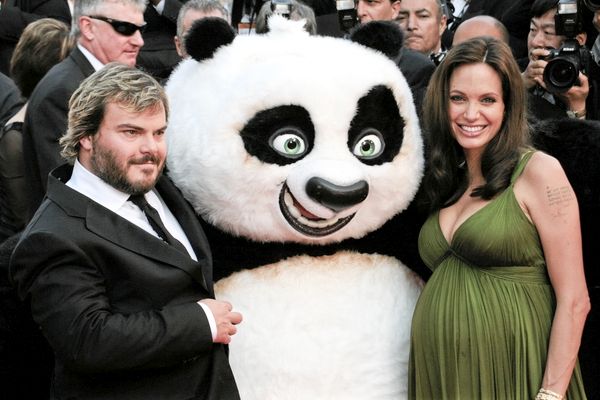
<box><xmin>510</xmin><ymin>150</ymin><xmax>536</xmax><ymax>184</ymax></box>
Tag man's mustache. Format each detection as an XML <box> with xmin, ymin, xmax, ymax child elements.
<box><xmin>130</xmin><ymin>155</ymin><xmax>162</xmax><ymax>165</ymax></box>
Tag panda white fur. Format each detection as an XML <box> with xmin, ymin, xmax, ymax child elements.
<box><xmin>166</xmin><ymin>16</ymin><xmax>425</xmax><ymax>399</ymax></box>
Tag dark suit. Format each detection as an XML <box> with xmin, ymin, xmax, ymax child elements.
<box><xmin>22</xmin><ymin>46</ymin><xmax>94</xmax><ymax>219</ymax></box>
<box><xmin>10</xmin><ymin>164</ymin><xmax>240</xmax><ymax>400</ymax></box>
<box><xmin>443</xmin><ymin>0</ymin><xmax>533</xmax><ymax>59</ymax></box>
<box><xmin>394</xmin><ymin>47</ymin><xmax>435</xmax><ymax>116</ymax></box>
<box><xmin>0</xmin><ymin>71</ymin><xmax>22</xmax><ymax>126</ymax></box>
<box><xmin>137</xmin><ymin>0</ymin><xmax>185</xmax><ymax>80</ymax></box>
<box><xmin>0</xmin><ymin>0</ymin><xmax>71</xmax><ymax>75</ymax></box>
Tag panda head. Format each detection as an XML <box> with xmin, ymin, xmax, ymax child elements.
<box><xmin>166</xmin><ymin>16</ymin><xmax>423</xmax><ymax>245</ymax></box>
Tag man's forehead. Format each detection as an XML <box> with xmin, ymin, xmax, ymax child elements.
<box><xmin>531</xmin><ymin>14</ymin><xmax>556</xmax><ymax>29</ymax></box>
<box><xmin>400</xmin><ymin>0</ymin><xmax>439</xmax><ymax>11</ymax></box>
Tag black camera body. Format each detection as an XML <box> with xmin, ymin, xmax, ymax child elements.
<box><xmin>543</xmin><ymin>39</ymin><xmax>591</xmax><ymax>93</ymax></box>
<box><xmin>542</xmin><ymin>0</ymin><xmax>591</xmax><ymax>93</ymax></box>
<box><xmin>336</xmin><ymin>0</ymin><xmax>357</xmax><ymax>33</ymax></box>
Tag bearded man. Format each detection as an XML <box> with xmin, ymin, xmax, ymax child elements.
<box><xmin>10</xmin><ymin>63</ymin><xmax>242</xmax><ymax>400</ymax></box>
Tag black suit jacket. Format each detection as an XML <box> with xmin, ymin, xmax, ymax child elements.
<box><xmin>443</xmin><ymin>0</ymin><xmax>533</xmax><ymax>59</ymax></box>
<box><xmin>10</xmin><ymin>164</ymin><xmax>239</xmax><ymax>400</ymax></box>
<box><xmin>394</xmin><ymin>47</ymin><xmax>435</xmax><ymax>116</ymax></box>
<box><xmin>137</xmin><ymin>0</ymin><xmax>185</xmax><ymax>80</ymax></box>
<box><xmin>22</xmin><ymin>46</ymin><xmax>95</xmax><ymax>218</ymax></box>
<box><xmin>0</xmin><ymin>71</ymin><xmax>23</xmax><ymax>126</ymax></box>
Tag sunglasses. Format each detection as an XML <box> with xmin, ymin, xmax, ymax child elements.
<box><xmin>88</xmin><ymin>16</ymin><xmax>147</xmax><ymax>36</ymax></box>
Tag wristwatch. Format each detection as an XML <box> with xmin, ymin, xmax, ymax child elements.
<box><xmin>566</xmin><ymin>109</ymin><xmax>586</xmax><ymax>119</ymax></box>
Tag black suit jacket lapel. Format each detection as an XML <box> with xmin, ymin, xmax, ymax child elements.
<box><xmin>155</xmin><ymin>176</ymin><xmax>214</xmax><ymax>294</ymax></box>
<box><xmin>47</xmin><ymin>165</ymin><xmax>211</xmax><ymax>293</ymax></box>
<box><xmin>70</xmin><ymin>46</ymin><xmax>96</xmax><ymax>78</ymax></box>
<box><xmin>85</xmin><ymin>206</ymin><xmax>210</xmax><ymax>292</ymax></box>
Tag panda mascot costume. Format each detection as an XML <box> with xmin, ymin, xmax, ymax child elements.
<box><xmin>164</xmin><ymin>15</ymin><xmax>600</xmax><ymax>400</ymax></box>
<box><xmin>165</xmin><ymin>16</ymin><xmax>426</xmax><ymax>400</ymax></box>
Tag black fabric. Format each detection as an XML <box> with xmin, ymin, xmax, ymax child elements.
<box><xmin>0</xmin><ymin>72</ymin><xmax>22</xmax><ymax>127</ymax></box>
<box><xmin>137</xmin><ymin>0</ymin><xmax>184</xmax><ymax>81</ymax></box>
<box><xmin>129</xmin><ymin>194</ymin><xmax>189</xmax><ymax>256</ymax></box>
<box><xmin>395</xmin><ymin>47</ymin><xmax>436</xmax><ymax>117</ymax></box>
<box><xmin>0</xmin><ymin>232</ymin><xmax>53</xmax><ymax>400</ymax></box>
<box><xmin>0</xmin><ymin>121</ymin><xmax>27</xmax><ymax>241</ymax></box>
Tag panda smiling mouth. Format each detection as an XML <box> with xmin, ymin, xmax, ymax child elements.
<box><xmin>279</xmin><ymin>184</ymin><xmax>355</xmax><ymax>237</ymax></box>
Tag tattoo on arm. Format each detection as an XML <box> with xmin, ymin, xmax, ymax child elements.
<box><xmin>546</xmin><ymin>185</ymin><xmax>574</xmax><ymax>215</ymax></box>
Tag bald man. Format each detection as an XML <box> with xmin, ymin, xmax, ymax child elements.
<box><xmin>452</xmin><ymin>15</ymin><xmax>509</xmax><ymax>46</ymax></box>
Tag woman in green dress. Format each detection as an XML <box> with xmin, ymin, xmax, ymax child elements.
<box><xmin>409</xmin><ymin>37</ymin><xmax>590</xmax><ymax>399</ymax></box>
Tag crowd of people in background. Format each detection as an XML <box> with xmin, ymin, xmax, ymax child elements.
<box><xmin>0</xmin><ymin>0</ymin><xmax>600</xmax><ymax>399</ymax></box>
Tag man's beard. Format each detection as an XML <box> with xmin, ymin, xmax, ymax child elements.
<box><xmin>90</xmin><ymin>143</ymin><xmax>164</xmax><ymax>195</ymax></box>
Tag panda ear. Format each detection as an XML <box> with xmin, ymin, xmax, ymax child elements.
<box><xmin>185</xmin><ymin>17</ymin><xmax>236</xmax><ymax>62</ymax></box>
<box><xmin>348</xmin><ymin>20</ymin><xmax>404</xmax><ymax>60</ymax></box>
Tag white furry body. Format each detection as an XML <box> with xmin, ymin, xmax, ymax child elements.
<box><xmin>215</xmin><ymin>251</ymin><xmax>423</xmax><ymax>400</ymax></box>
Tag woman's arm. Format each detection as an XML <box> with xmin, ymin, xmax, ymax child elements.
<box><xmin>516</xmin><ymin>151</ymin><xmax>590</xmax><ymax>397</ymax></box>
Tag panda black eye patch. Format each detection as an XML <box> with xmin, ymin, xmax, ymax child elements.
<box><xmin>240</xmin><ymin>105</ymin><xmax>315</xmax><ymax>166</ymax></box>
<box><xmin>347</xmin><ymin>85</ymin><xmax>405</xmax><ymax>166</ymax></box>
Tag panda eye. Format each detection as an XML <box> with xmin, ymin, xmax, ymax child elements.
<box><xmin>352</xmin><ymin>129</ymin><xmax>385</xmax><ymax>159</ymax></box>
<box><xmin>269</xmin><ymin>128</ymin><xmax>308</xmax><ymax>159</ymax></box>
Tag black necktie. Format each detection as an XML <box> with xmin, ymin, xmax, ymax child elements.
<box><xmin>129</xmin><ymin>194</ymin><xmax>189</xmax><ymax>255</ymax></box>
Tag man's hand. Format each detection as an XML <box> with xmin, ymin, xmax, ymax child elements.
<box><xmin>522</xmin><ymin>48</ymin><xmax>551</xmax><ymax>89</ymax></box>
<box><xmin>200</xmin><ymin>299</ymin><xmax>243</xmax><ymax>344</ymax></box>
<box><xmin>556</xmin><ymin>71</ymin><xmax>589</xmax><ymax>115</ymax></box>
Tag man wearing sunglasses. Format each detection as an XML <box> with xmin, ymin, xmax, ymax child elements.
<box><xmin>22</xmin><ymin>0</ymin><xmax>147</xmax><ymax>220</ymax></box>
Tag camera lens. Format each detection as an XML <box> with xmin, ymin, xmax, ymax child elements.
<box><xmin>544</xmin><ymin>58</ymin><xmax>579</xmax><ymax>93</ymax></box>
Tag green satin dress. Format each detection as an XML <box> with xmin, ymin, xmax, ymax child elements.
<box><xmin>409</xmin><ymin>152</ymin><xmax>587</xmax><ymax>399</ymax></box>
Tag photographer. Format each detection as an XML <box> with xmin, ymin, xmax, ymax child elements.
<box><xmin>521</xmin><ymin>0</ymin><xmax>599</xmax><ymax>121</ymax></box>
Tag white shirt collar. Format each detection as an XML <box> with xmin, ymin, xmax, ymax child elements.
<box><xmin>66</xmin><ymin>159</ymin><xmax>131</xmax><ymax>213</ymax></box>
<box><xmin>65</xmin><ymin>159</ymin><xmax>197</xmax><ymax>261</ymax></box>
<box><xmin>77</xmin><ymin>43</ymin><xmax>105</xmax><ymax>72</ymax></box>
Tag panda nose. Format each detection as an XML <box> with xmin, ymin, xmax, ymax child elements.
<box><xmin>305</xmin><ymin>177</ymin><xmax>369</xmax><ymax>212</ymax></box>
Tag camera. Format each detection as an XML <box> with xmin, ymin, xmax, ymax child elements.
<box><xmin>542</xmin><ymin>0</ymin><xmax>591</xmax><ymax>93</ymax></box>
<box><xmin>554</xmin><ymin>0</ymin><xmax>579</xmax><ymax>37</ymax></box>
<box><xmin>271</xmin><ymin>0</ymin><xmax>292</xmax><ymax>19</ymax></box>
<box><xmin>336</xmin><ymin>0</ymin><xmax>358</xmax><ymax>33</ymax></box>
<box><xmin>543</xmin><ymin>39</ymin><xmax>591</xmax><ymax>93</ymax></box>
